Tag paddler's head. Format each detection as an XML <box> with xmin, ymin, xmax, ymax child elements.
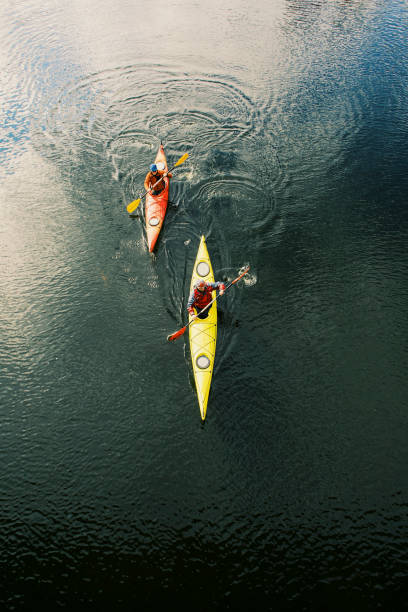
<box><xmin>197</xmin><ymin>280</ymin><xmax>206</xmax><ymax>292</ymax></box>
<box><xmin>150</xmin><ymin>163</ymin><xmax>158</xmax><ymax>176</ymax></box>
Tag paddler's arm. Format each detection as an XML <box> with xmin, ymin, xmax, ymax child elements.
<box><xmin>158</xmin><ymin>170</ymin><xmax>172</xmax><ymax>187</ymax></box>
<box><xmin>207</xmin><ymin>281</ymin><xmax>225</xmax><ymax>296</ymax></box>
<box><xmin>187</xmin><ymin>290</ymin><xmax>195</xmax><ymax>315</ymax></box>
<box><xmin>144</xmin><ymin>171</ymin><xmax>152</xmax><ymax>192</ymax></box>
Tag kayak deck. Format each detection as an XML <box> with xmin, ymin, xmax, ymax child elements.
<box><xmin>145</xmin><ymin>144</ymin><xmax>169</xmax><ymax>252</ymax></box>
<box><xmin>189</xmin><ymin>236</ymin><xmax>217</xmax><ymax>420</ymax></box>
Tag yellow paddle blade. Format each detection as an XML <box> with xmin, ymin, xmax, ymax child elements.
<box><xmin>174</xmin><ymin>153</ymin><xmax>188</xmax><ymax>167</ymax></box>
<box><xmin>126</xmin><ymin>198</ymin><xmax>141</xmax><ymax>214</ymax></box>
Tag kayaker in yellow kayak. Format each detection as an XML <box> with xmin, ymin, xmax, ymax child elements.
<box><xmin>187</xmin><ymin>279</ymin><xmax>225</xmax><ymax>320</ymax></box>
<box><xmin>144</xmin><ymin>163</ymin><xmax>172</xmax><ymax>196</ymax></box>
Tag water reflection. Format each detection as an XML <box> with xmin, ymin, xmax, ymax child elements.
<box><xmin>2</xmin><ymin>0</ymin><xmax>408</xmax><ymax>609</ymax></box>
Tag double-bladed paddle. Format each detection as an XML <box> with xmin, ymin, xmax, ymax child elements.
<box><xmin>167</xmin><ymin>266</ymin><xmax>250</xmax><ymax>342</ymax></box>
<box><xmin>126</xmin><ymin>153</ymin><xmax>189</xmax><ymax>214</ymax></box>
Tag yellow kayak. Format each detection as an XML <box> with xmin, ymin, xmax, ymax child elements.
<box><xmin>189</xmin><ymin>236</ymin><xmax>217</xmax><ymax>421</ymax></box>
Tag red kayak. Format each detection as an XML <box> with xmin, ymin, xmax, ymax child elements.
<box><xmin>145</xmin><ymin>144</ymin><xmax>170</xmax><ymax>252</ymax></box>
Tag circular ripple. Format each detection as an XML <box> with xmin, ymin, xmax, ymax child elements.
<box><xmin>191</xmin><ymin>174</ymin><xmax>276</xmax><ymax>233</ymax></box>
<box><xmin>32</xmin><ymin>64</ymin><xmax>268</xmax><ymax>192</ymax></box>
<box><xmin>22</xmin><ymin>61</ymin><xmax>278</xmax><ymax>358</ymax></box>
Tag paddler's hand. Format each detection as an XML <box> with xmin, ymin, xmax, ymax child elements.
<box><xmin>188</xmin><ymin>307</ymin><xmax>195</xmax><ymax>316</ymax></box>
<box><xmin>219</xmin><ymin>290</ymin><xmax>224</xmax><ymax>296</ymax></box>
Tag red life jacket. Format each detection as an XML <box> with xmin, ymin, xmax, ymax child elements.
<box><xmin>193</xmin><ymin>285</ymin><xmax>214</xmax><ymax>309</ymax></box>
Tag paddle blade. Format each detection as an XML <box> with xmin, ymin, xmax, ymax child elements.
<box><xmin>127</xmin><ymin>198</ymin><xmax>141</xmax><ymax>214</ymax></box>
<box><xmin>167</xmin><ymin>325</ymin><xmax>187</xmax><ymax>342</ymax></box>
<box><xmin>174</xmin><ymin>153</ymin><xmax>188</xmax><ymax>167</ymax></box>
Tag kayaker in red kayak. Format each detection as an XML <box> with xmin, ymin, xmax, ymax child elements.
<box><xmin>144</xmin><ymin>163</ymin><xmax>172</xmax><ymax>196</ymax></box>
<box><xmin>187</xmin><ymin>279</ymin><xmax>225</xmax><ymax>319</ymax></box>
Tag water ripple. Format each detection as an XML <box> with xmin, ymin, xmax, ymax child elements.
<box><xmin>32</xmin><ymin>62</ymin><xmax>273</xmax><ymax>353</ymax></box>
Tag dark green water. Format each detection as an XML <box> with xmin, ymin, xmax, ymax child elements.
<box><xmin>1</xmin><ymin>0</ymin><xmax>408</xmax><ymax>610</ymax></box>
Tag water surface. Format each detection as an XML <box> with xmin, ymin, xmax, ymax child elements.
<box><xmin>1</xmin><ymin>0</ymin><xmax>408</xmax><ymax>609</ymax></box>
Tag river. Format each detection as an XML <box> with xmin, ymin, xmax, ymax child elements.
<box><xmin>1</xmin><ymin>0</ymin><xmax>408</xmax><ymax>609</ymax></box>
